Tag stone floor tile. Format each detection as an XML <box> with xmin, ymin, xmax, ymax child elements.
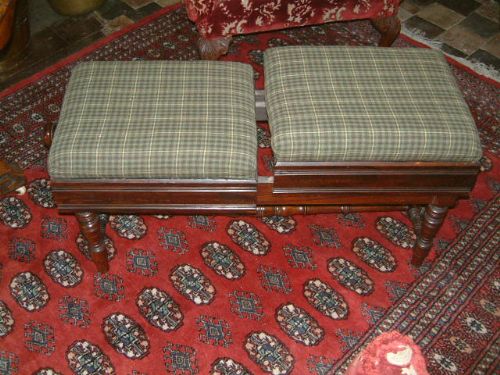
<box><xmin>97</xmin><ymin>0</ymin><xmax>134</xmax><ymax>20</ymax></box>
<box><xmin>459</xmin><ymin>13</ymin><xmax>499</xmax><ymax>39</ymax></box>
<box><xmin>469</xmin><ymin>49</ymin><xmax>500</xmax><ymax>71</ymax></box>
<box><xmin>27</xmin><ymin>27</ymin><xmax>68</xmax><ymax>61</ymax></box>
<box><xmin>0</xmin><ymin>28</ymin><xmax>67</xmax><ymax>89</ymax></box>
<box><xmin>121</xmin><ymin>0</ymin><xmax>154</xmax><ymax>10</ymax></box>
<box><xmin>400</xmin><ymin>0</ymin><xmax>422</xmax><ymax>14</ymax></box>
<box><xmin>154</xmin><ymin>0</ymin><xmax>181</xmax><ymax>7</ymax></box>
<box><xmin>436</xmin><ymin>0</ymin><xmax>481</xmax><ymax>16</ymax></box>
<box><xmin>398</xmin><ymin>7</ymin><xmax>414</xmax><ymax>22</ymax></box>
<box><xmin>417</xmin><ymin>3</ymin><xmax>464</xmax><ymax>30</ymax></box>
<box><xmin>0</xmin><ymin>56</ymin><xmax>61</xmax><ymax>90</ymax></box>
<box><xmin>29</xmin><ymin>0</ymin><xmax>66</xmax><ymax>35</ymax></box>
<box><xmin>408</xmin><ymin>0</ymin><xmax>435</xmax><ymax>6</ymax></box>
<box><xmin>1</xmin><ymin>0</ymin><xmax>499</xmax><ymax>89</ymax></box>
<box><xmin>482</xmin><ymin>34</ymin><xmax>500</xmax><ymax>57</ymax></box>
<box><xmin>475</xmin><ymin>0</ymin><xmax>500</xmax><ymax>22</ymax></box>
<box><xmin>439</xmin><ymin>24</ymin><xmax>488</xmax><ymax>55</ymax></box>
<box><xmin>441</xmin><ymin>43</ymin><xmax>468</xmax><ymax>59</ymax></box>
<box><xmin>404</xmin><ymin>16</ymin><xmax>445</xmax><ymax>39</ymax></box>
<box><xmin>64</xmin><ymin>32</ymin><xmax>106</xmax><ymax>55</ymax></box>
<box><xmin>51</xmin><ymin>15</ymin><xmax>103</xmax><ymax>44</ymax></box>
<box><xmin>102</xmin><ymin>15</ymin><xmax>135</xmax><ymax>35</ymax></box>
<box><xmin>126</xmin><ymin>2</ymin><xmax>161</xmax><ymax>21</ymax></box>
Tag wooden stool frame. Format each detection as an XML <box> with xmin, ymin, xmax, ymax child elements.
<box><xmin>45</xmin><ymin>91</ymin><xmax>480</xmax><ymax>273</ymax></box>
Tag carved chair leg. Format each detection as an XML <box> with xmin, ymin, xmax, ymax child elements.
<box><xmin>198</xmin><ymin>36</ymin><xmax>232</xmax><ymax>60</ymax></box>
<box><xmin>407</xmin><ymin>205</ymin><xmax>425</xmax><ymax>235</ymax></box>
<box><xmin>411</xmin><ymin>205</ymin><xmax>448</xmax><ymax>266</ymax></box>
<box><xmin>371</xmin><ymin>15</ymin><xmax>401</xmax><ymax>47</ymax></box>
<box><xmin>76</xmin><ymin>212</ymin><xmax>109</xmax><ymax>273</ymax></box>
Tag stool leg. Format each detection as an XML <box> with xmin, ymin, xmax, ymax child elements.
<box><xmin>76</xmin><ymin>212</ymin><xmax>109</xmax><ymax>273</ymax></box>
<box><xmin>371</xmin><ymin>15</ymin><xmax>401</xmax><ymax>47</ymax></box>
<box><xmin>411</xmin><ymin>205</ymin><xmax>448</xmax><ymax>266</ymax></box>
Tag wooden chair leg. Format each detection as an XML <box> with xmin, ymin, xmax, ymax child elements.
<box><xmin>411</xmin><ymin>205</ymin><xmax>448</xmax><ymax>266</ymax></box>
<box><xmin>371</xmin><ymin>15</ymin><xmax>401</xmax><ymax>47</ymax></box>
<box><xmin>407</xmin><ymin>205</ymin><xmax>425</xmax><ymax>234</ymax></box>
<box><xmin>198</xmin><ymin>36</ymin><xmax>232</xmax><ymax>60</ymax></box>
<box><xmin>76</xmin><ymin>212</ymin><xmax>109</xmax><ymax>273</ymax></box>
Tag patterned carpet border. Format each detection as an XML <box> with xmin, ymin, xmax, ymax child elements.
<box><xmin>333</xmin><ymin>195</ymin><xmax>500</xmax><ymax>374</ymax></box>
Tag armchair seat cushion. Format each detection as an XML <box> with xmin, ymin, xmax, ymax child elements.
<box><xmin>185</xmin><ymin>0</ymin><xmax>400</xmax><ymax>39</ymax></box>
<box><xmin>48</xmin><ymin>61</ymin><xmax>257</xmax><ymax>180</ymax></box>
<box><xmin>264</xmin><ymin>46</ymin><xmax>482</xmax><ymax>163</ymax></box>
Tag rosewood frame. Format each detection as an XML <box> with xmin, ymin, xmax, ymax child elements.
<box><xmin>198</xmin><ymin>15</ymin><xmax>401</xmax><ymax>60</ymax></box>
<box><xmin>45</xmin><ymin>90</ymin><xmax>480</xmax><ymax>273</ymax></box>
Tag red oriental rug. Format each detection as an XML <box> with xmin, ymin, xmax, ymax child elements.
<box><xmin>0</xmin><ymin>5</ymin><xmax>499</xmax><ymax>375</ymax></box>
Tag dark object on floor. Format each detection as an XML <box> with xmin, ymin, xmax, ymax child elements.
<box><xmin>47</xmin><ymin>0</ymin><xmax>105</xmax><ymax>16</ymax></box>
<box><xmin>0</xmin><ymin>159</ymin><xmax>26</xmax><ymax>196</ymax></box>
<box><xmin>346</xmin><ymin>331</ymin><xmax>429</xmax><ymax>374</ymax></box>
<box><xmin>0</xmin><ymin>0</ymin><xmax>29</xmax><ymax>74</ymax></box>
<box><xmin>0</xmin><ymin>0</ymin><xmax>16</xmax><ymax>49</ymax></box>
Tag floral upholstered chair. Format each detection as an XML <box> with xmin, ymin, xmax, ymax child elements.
<box><xmin>184</xmin><ymin>0</ymin><xmax>401</xmax><ymax>59</ymax></box>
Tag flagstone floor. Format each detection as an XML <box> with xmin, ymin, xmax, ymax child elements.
<box><xmin>0</xmin><ymin>0</ymin><xmax>498</xmax><ymax>90</ymax></box>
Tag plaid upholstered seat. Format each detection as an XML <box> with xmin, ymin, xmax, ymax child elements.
<box><xmin>264</xmin><ymin>46</ymin><xmax>482</xmax><ymax>163</ymax></box>
<box><xmin>48</xmin><ymin>61</ymin><xmax>257</xmax><ymax>180</ymax></box>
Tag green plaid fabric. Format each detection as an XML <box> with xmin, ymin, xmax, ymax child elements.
<box><xmin>264</xmin><ymin>46</ymin><xmax>482</xmax><ymax>163</ymax></box>
<box><xmin>48</xmin><ymin>61</ymin><xmax>257</xmax><ymax>180</ymax></box>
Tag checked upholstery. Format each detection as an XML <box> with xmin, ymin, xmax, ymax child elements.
<box><xmin>264</xmin><ymin>46</ymin><xmax>482</xmax><ymax>163</ymax></box>
<box><xmin>49</xmin><ymin>61</ymin><xmax>257</xmax><ymax>180</ymax></box>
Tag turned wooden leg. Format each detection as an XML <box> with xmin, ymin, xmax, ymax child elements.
<box><xmin>371</xmin><ymin>15</ymin><xmax>401</xmax><ymax>47</ymax></box>
<box><xmin>76</xmin><ymin>212</ymin><xmax>109</xmax><ymax>273</ymax></box>
<box><xmin>411</xmin><ymin>205</ymin><xmax>448</xmax><ymax>266</ymax></box>
<box><xmin>198</xmin><ymin>36</ymin><xmax>232</xmax><ymax>60</ymax></box>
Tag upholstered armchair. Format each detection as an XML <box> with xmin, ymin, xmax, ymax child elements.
<box><xmin>184</xmin><ymin>0</ymin><xmax>401</xmax><ymax>59</ymax></box>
